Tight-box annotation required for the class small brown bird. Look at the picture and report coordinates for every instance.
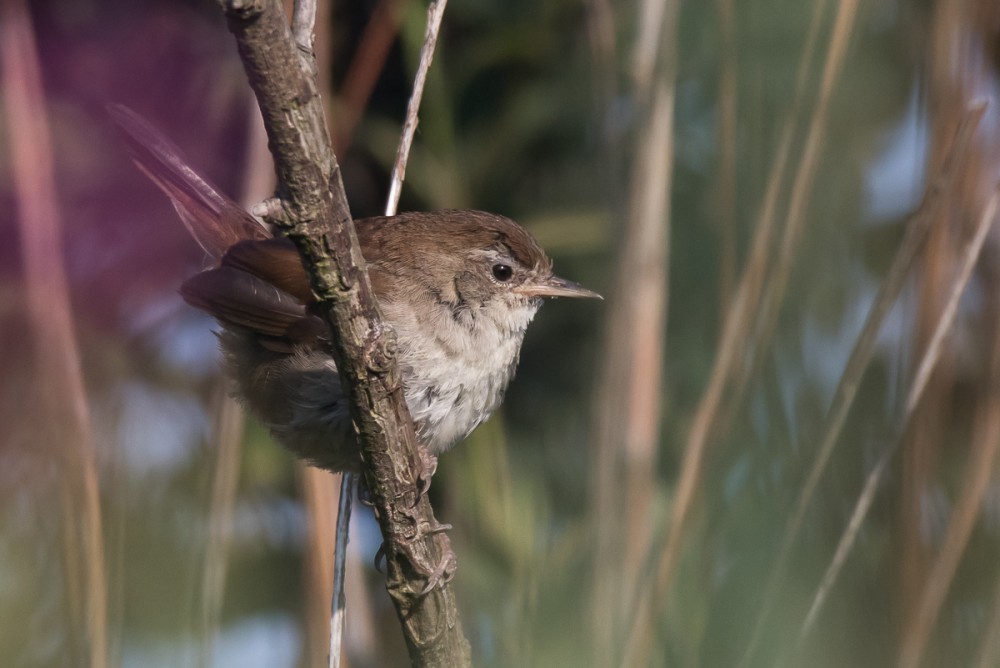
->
[111,105,600,473]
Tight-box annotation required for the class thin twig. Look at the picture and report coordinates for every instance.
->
[1,1,107,664]
[738,104,985,667]
[292,0,317,54]
[385,0,449,215]
[796,183,1000,654]
[329,473,358,668]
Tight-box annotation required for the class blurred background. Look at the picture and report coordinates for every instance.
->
[3,0,1000,666]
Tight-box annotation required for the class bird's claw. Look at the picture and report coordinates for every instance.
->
[422,521,453,537]
[417,547,458,596]
[413,447,438,506]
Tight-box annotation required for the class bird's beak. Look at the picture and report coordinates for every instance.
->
[517,275,603,299]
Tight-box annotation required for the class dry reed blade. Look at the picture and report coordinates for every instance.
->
[621,1,857,663]
[661,0,848,596]
[631,0,672,91]
[899,325,1000,667]
[583,0,617,134]
[738,104,985,667]
[198,389,244,667]
[588,0,677,661]
[713,0,738,318]
[897,189,1000,667]
[750,0,861,369]
[617,73,676,634]
[726,0,861,451]
[712,0,828,440]
[974,569,1000,668]
[898,1,973,633]
[796,182,1000,655]
[1,0,107,663]
[590,76,676,665]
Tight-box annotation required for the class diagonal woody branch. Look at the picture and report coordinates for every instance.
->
[217,0,470,664]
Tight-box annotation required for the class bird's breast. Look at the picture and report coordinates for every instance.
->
[386,300,538,453]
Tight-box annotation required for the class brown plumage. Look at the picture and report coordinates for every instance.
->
[111,104,599,472]
[181,210,555,353]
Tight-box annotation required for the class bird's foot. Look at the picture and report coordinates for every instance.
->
[374,519,455,594]
[409,518,454,594]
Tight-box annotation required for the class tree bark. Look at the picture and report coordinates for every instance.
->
[217,1,471,664]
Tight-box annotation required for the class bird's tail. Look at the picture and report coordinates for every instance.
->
[107,104,270,259]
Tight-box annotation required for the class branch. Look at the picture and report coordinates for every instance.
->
[217,1,470,664]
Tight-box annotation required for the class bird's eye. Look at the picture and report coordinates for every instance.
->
[491,263,514,282]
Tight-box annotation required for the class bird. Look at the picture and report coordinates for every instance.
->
[110,104,600,474]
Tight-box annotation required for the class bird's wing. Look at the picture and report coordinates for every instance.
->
[181,266,326,347]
